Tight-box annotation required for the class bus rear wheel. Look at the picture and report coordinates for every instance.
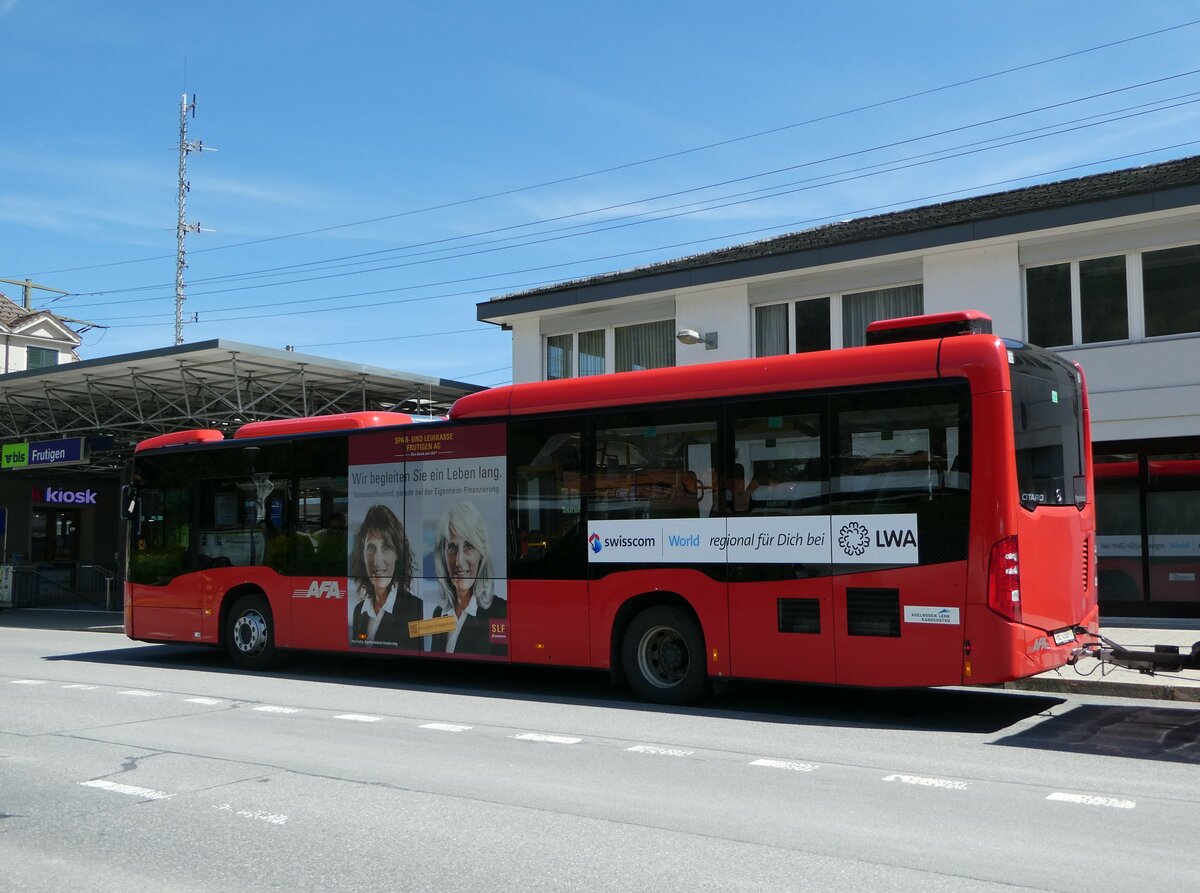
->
[621,606,708,705]
[225,593,278,670]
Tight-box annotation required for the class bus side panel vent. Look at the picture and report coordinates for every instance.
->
[846,588,900,637]
[778,598,821,634]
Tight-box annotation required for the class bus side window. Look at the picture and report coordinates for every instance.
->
[591,410,718,521]
[508,419,586,580]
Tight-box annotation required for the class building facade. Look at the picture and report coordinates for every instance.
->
[478,156,1200,617]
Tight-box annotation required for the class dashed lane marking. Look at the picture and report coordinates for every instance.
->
[751,758,819,772]
[184,697,222,705]
[420,722,472,732]
[80,780,172,800]
[883,774,969,790]
[10,680,47,685]
[334,714,382,723]
[626,744,694,757]
[514,732,582,744]
[62,684,99,690]
[1047,792,1135,809]
[253,705,301,714]
[118,690,162,697]
[214,803,288,825]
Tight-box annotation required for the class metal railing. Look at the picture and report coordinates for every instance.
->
[5,562,118,611]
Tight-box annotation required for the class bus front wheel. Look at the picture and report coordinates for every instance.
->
[621,606,708,705]
[225,593,278,670]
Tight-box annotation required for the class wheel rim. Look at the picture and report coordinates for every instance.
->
[636,624,690,689]
[232,608,269,656]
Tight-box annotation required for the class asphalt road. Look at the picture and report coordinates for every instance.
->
[2,626,1199,892]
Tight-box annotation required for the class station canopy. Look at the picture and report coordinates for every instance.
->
[0,340,483,473]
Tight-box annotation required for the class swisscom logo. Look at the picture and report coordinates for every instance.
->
[588,533,603,554]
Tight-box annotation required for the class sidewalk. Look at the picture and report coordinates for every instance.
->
[2,608,1198,702]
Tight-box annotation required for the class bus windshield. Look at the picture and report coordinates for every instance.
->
[1007,341,1086,510]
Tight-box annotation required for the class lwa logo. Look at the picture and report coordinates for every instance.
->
[834,516,919,563]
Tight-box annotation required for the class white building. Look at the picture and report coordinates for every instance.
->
[478,155,1200,617]
[0,291,82,374]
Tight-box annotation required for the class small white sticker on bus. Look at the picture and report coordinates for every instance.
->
[903,606,960,625]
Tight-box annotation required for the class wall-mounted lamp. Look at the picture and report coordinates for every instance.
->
[676,328,718,350]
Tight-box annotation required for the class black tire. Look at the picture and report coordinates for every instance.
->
[621,606,709,705]
[224,593,278,670]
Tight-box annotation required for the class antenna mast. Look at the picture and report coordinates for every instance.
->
[175,93,208,346]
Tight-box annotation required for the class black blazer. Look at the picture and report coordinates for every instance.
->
[351,591,424,650]
[431,596,507,657]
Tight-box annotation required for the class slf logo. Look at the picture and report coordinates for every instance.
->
[588,533,603,554]
[292,580,344,599]
[838,522,870,557]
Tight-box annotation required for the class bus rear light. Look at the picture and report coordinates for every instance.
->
[988,535,1022,624]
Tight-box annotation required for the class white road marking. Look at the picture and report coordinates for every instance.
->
[253,705,300,714]
[62,684,99,690]
[883,773,968,790]
[1047,792,1135,809]
[214,803,288,825]
[80,780,172,800]
[626,744,694,757]
[10,680,47,685]
[118,690,162,697]
[420,722,472,732]
[334,713,382,723]
[184,697,222,705]
[751,758,819,772]
[514,732,582,744]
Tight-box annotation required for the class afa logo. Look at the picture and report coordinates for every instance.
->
[292,580,345,599]
[588,533,603,554]
[837,522,870,557]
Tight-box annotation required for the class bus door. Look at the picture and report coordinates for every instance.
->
[827,384,972,687]
[725,402,837,685]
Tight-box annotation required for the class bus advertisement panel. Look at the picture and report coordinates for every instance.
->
[346,423,507,656]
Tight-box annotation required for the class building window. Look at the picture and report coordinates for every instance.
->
[27,347,59,370]
[578,329,605,376]
[615,319,675,372]
[842,285,923,348]
[1143,244,1200,337]
[1080,255,1128,343]
[795,298,831,353]
[754,304,788,357]
[545,334,573,380]
[1025,263,1073,347]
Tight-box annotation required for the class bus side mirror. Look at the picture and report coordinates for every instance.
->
[121,484,139,520]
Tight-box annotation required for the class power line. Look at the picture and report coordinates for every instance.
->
[97,140,1200,330]
[75,97,1200,317]
[20,16,1200,279]
[64,66,1200,303]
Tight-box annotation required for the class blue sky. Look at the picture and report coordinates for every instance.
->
[3,2,1200,386]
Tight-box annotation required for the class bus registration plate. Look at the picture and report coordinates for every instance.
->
[1052,628,1076,646]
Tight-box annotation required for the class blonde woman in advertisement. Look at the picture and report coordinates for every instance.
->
[349,504,423,650]
[431,501,507,656]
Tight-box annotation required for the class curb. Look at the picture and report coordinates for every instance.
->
[1002,677,1200,703]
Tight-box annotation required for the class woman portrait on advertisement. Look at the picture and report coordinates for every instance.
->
[348,504,423,650]
[431,501,507,656]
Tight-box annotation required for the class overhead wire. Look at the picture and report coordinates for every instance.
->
[87,95,1200,321]
[19,16,1200,279]
[61,66,1200,303]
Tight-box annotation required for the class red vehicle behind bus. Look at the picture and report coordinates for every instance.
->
[123,311,1097,703]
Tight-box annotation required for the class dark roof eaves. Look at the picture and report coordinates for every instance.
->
[478,162,1200,321]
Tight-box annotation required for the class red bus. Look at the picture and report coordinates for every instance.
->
[123,310,1097,703]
